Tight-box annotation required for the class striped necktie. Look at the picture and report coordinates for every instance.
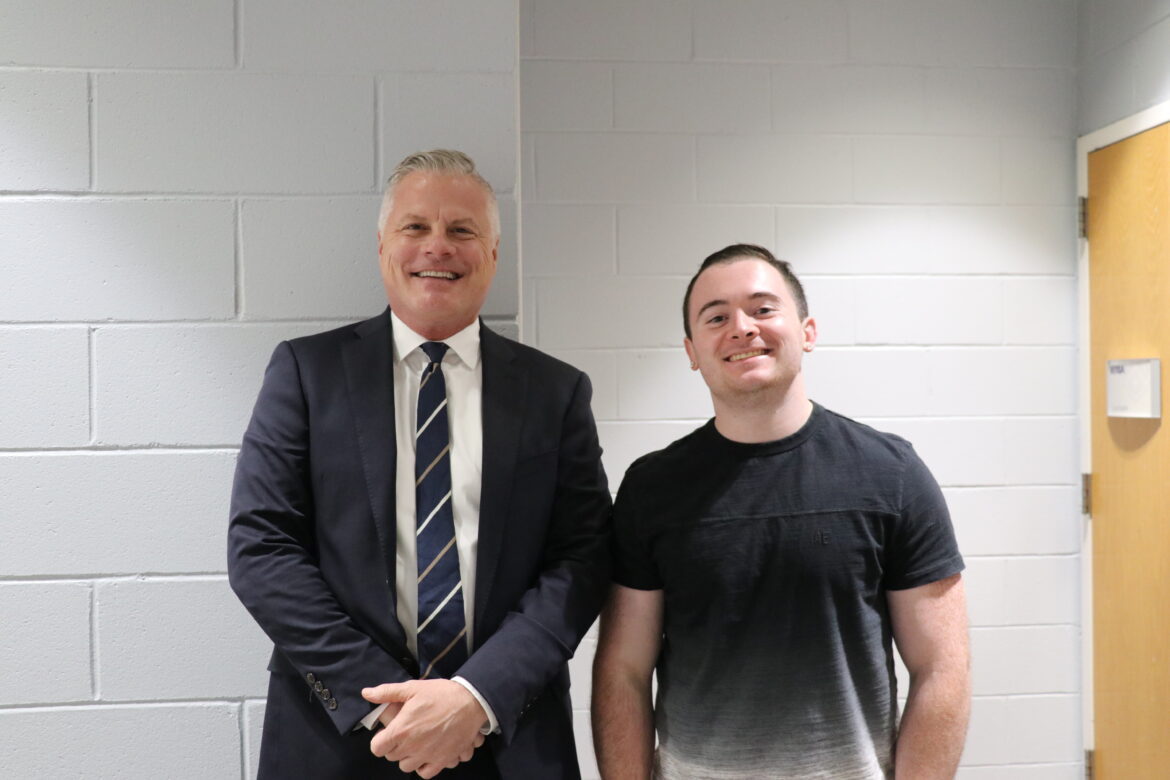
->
[414,341,468,679]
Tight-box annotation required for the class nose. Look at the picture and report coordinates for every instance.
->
[423,229,455,256]
[730,310,757,339]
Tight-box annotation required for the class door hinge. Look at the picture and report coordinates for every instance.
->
[1082,473,1092,516]
[1085,748,1094,779]
[1079,196,1089,239]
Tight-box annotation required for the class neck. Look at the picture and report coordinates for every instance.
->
[710,382,813,444]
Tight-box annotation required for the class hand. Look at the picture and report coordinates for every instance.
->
[363,679,487,778]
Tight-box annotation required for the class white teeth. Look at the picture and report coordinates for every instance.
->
[728,350,766,362]
[417,270,456,279]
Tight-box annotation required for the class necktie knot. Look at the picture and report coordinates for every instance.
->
[421,341,448,364]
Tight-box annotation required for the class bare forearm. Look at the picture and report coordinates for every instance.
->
[592,673,654,780]
[894,668,971,779]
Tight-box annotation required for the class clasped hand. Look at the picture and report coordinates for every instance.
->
[363,679,487,778]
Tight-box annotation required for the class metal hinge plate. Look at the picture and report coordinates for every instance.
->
[1082,473,1092,516]
[1079,196,1089,239]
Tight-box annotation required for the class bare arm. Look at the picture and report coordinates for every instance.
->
[888,573,971,779]
[592,585,664,780]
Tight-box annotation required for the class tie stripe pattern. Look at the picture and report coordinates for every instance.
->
[414,342,468,680]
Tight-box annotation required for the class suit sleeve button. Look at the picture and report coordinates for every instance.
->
[327,698,338,710]
[321,688,331,699]
[314,681,323,692]
[306,673,316,684]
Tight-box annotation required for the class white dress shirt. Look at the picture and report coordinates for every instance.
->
[361,311,497,732]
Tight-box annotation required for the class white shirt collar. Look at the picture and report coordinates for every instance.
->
[389,310,481,370]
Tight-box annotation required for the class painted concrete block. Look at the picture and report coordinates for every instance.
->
[693,0,848,63]
[618,350,713,421]
[799,276,857,346]
[1,451,238,576]
[617,205,773,276]
[853,136,1000,205]
[965,556,1079,627]
[522,204,616,278]
[929,348,1076,417]
[97,577,270,700]
[957,763,1082,779]
[521,61,613,131]
[0,199,235,321]
[854,277,1003,345]
[805,348,933,419]
[241,197,384,320]
[945,486,1081,557]
[697,134,852,204]
[0,0,234,68]
[1003,277,1076,345]
[381,73,516,194]
[0,582,91,704]
[1133,16,1170,111]
[773,205,1075,276]
[534,133,694,203]
[95,73,373,193]
[1002,138,1075,206]
[962,695,1081,765]
[1076,46,1137,135]
[614,63,771,132]
[0,704,241,779]
[243,0,515,72]
[999,0,1077,69]
[0,71,89,190]
[971,625,1078,695]
[484,196,520,318]
[772,64,926,134]
[535,277,688,350]
[94,323,329,446]
[0,328,89,448]
[246,699,266,780]
[848,0,1002,67]
[527,0,691,61]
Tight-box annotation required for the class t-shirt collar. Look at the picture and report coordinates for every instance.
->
[389,309,481,370]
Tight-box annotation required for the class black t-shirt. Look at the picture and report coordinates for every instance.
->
[613,404,964,780]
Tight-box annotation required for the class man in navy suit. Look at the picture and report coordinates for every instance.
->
[229,149,611,779]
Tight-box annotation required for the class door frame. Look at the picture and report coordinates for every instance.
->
[1076,98,1170,752]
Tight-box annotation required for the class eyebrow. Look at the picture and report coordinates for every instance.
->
[694,291,781,320]
[396,213,480,229]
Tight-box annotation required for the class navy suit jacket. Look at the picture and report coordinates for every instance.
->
[228,309,611,779]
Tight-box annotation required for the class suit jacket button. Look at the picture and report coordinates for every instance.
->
[327,698,338,710]
[306,673,316,684]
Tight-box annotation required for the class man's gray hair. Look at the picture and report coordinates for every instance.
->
[377,149,500,239]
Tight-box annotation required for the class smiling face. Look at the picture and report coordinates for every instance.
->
[378,171,499,340]
[683,258,816,405]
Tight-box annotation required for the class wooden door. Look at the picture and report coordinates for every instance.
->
[1088,121,1170,778]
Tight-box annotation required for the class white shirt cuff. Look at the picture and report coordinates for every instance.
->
[360,702,389,731]
[452,675,499,734]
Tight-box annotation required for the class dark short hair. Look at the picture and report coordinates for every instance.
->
[682,244,808,339]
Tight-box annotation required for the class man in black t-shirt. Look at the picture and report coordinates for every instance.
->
[591,245,970,780]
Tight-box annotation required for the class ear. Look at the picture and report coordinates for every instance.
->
[683,338,698,370]
[801,316,818,352]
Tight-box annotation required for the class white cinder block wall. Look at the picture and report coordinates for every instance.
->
[1077,0,1170,133]
[0,2,518,778]
[520,1,1084,778]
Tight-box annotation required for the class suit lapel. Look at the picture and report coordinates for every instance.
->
[475,323,525,638]
[342,309,406,648]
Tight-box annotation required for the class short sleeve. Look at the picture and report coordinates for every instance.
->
[611,465,664,591]
[884,447,965,591]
